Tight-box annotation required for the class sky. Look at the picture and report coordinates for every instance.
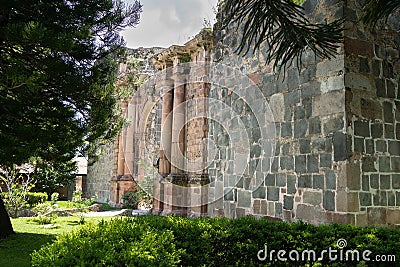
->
[121,0,218,49]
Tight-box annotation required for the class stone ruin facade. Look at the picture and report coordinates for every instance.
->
[87,0,400,226]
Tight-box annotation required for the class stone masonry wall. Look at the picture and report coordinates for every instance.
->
[86,142,115,203]
[208,0,400,225]
[344,1,400,225]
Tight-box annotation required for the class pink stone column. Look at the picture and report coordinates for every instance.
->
[153,68,174,214]
[123,98,136,178]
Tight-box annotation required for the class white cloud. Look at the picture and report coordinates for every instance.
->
[121,0,218,48]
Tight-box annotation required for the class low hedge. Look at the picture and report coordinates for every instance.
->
[26,192,48,207]
[31,216,400,266]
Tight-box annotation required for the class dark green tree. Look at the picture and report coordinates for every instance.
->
[0,0,142,238]
[220,0,400,70]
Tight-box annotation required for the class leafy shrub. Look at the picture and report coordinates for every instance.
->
[31,216,400,267]
[31,218,182,267]
[122,183,152,209]
[122,190,141,209]
[26,192,48,207]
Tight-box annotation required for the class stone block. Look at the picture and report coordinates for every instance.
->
[347,161,361,190]
[392,174,400,189]
[322,76,344,92]
[379,156,391,172]
[370,174,379,189]
[359,192,372,206]
[345,73,373,91]
[301,80,321,99]
[384,124,395,139]
[373,191,387,206]
[313,174,324,189]
[252,186,266,199]
[224,188,234,201]
[281,122,292,138]
[383,102,394,122]
[362,156,377,172]
[265,173,275,186]
[300,138,311,154]
[344,38,374,57]
[260,200,268,215]
[371,123,383,138]
[275,202,283,218]
[362,175,369,191]
[379,175,391,189]
[333,132,348,161]
[386,209,400,225]
[320,153,332,168]
[387,80,396,98]
[336,190,347,212]
[311,138,326,153]
[367,208,387,225]
[284,91,300,106]
[323,190,335,211]
[325,169,337,190]
[375,140,387,153]
[237,190,251,208]
[309,117,321,135]
[283,195,294,210]
[365,139,374,154]
[354,120,370,137]
[354,137,365,153]
[312,91,345,117]
[347,192,360,212]
[303,191,322,205]
[280,156,294,171]
[294,119,308,138]
[361,99,382,120]
[287,174,297,194]
[316,55,344,77]
[389,141,400,156]
[307,154,319,173]
[287,68,300,91]
[276,173,287,187]
[373,60,381,77]
[333,213,355,225]
[295,155,307,173]
[298,174,312,188]
[323,116,344,135]
[388,192,396,206]
[375,78,386,97]
[253,199,261,214]
[296,204,315,221]
[267,187,279,201]
[269,93,285,122]
[236,208,246,218]
[359,57,370,73]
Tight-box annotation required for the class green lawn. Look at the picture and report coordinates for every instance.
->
[0,216,113,267]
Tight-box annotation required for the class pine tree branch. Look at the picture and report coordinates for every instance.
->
[221,0,343,71]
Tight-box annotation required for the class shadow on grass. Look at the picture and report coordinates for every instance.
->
[67,220,83,226]
[0,232,55,267]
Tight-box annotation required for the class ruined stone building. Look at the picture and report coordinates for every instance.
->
[87,0,400,226]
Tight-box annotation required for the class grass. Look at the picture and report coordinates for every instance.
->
[0,216,114,267]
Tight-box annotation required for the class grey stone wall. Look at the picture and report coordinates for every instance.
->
[208,0,400,225]
[86,142,115,203]
[344,1,400,225]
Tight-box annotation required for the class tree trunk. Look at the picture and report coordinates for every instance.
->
[0,197,14,238]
